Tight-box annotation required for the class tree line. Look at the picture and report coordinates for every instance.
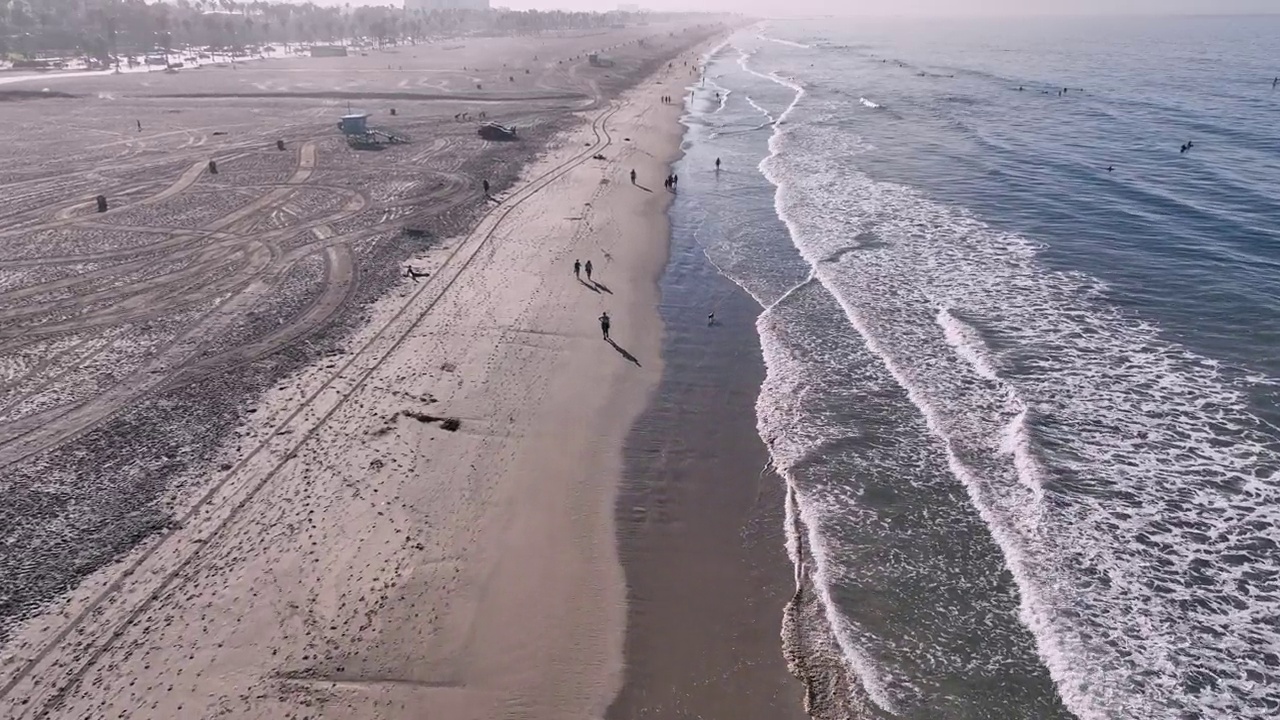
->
[0,0,647,61]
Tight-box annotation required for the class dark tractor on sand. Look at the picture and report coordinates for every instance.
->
[478,122,518,141]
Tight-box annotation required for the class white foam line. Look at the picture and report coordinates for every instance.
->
[934,309,1049,503]
[784,478,802,586]
[704,36,733,63]
[765,272,816,314]
[715,88,730,113]
[935,307,999,382]
[736,47,910,717]
[794,476,905,715]
[744,94,776,125]
[756,25,813,50]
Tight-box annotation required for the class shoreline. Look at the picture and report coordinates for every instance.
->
[605,108,807,717]
[0,32,728,718]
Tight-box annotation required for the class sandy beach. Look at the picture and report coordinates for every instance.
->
[0,23,794,718]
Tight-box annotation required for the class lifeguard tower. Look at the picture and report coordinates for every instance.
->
[338,113,369,135]
[337,111,408,149]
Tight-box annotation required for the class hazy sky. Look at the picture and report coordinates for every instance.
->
[491,0,1279,15]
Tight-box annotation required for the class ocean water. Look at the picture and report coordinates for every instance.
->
[671,15,1280,720]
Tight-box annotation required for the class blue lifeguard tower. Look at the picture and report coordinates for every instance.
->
[337,111,408,149]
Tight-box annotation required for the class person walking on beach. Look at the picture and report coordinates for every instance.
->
[630,168,637,185]
[599,311,611,341]
[482,179,490,196]
[574,259,582,279]
[584,259,593,281]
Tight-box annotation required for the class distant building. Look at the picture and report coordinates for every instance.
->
[311,46,348,57]
[404,0,489,10]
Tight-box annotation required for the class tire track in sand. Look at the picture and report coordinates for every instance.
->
[0,100,623,718]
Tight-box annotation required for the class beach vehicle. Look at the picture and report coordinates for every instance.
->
[478,122,518,141]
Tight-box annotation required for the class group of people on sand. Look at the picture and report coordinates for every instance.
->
[664,173,679,190]
[573,259,610,340]
[660,94,676,104]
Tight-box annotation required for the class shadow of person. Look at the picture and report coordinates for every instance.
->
[607,338,640,366]
[593,281,613,294]
[635,184,654,193]
[579,278,600,293]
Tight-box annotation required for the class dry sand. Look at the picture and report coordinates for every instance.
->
[0,33,717,720]
[0,27,714,635]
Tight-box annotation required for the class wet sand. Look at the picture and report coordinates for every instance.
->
[607,167,807,719]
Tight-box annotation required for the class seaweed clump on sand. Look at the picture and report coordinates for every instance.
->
[401,409,461,432]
